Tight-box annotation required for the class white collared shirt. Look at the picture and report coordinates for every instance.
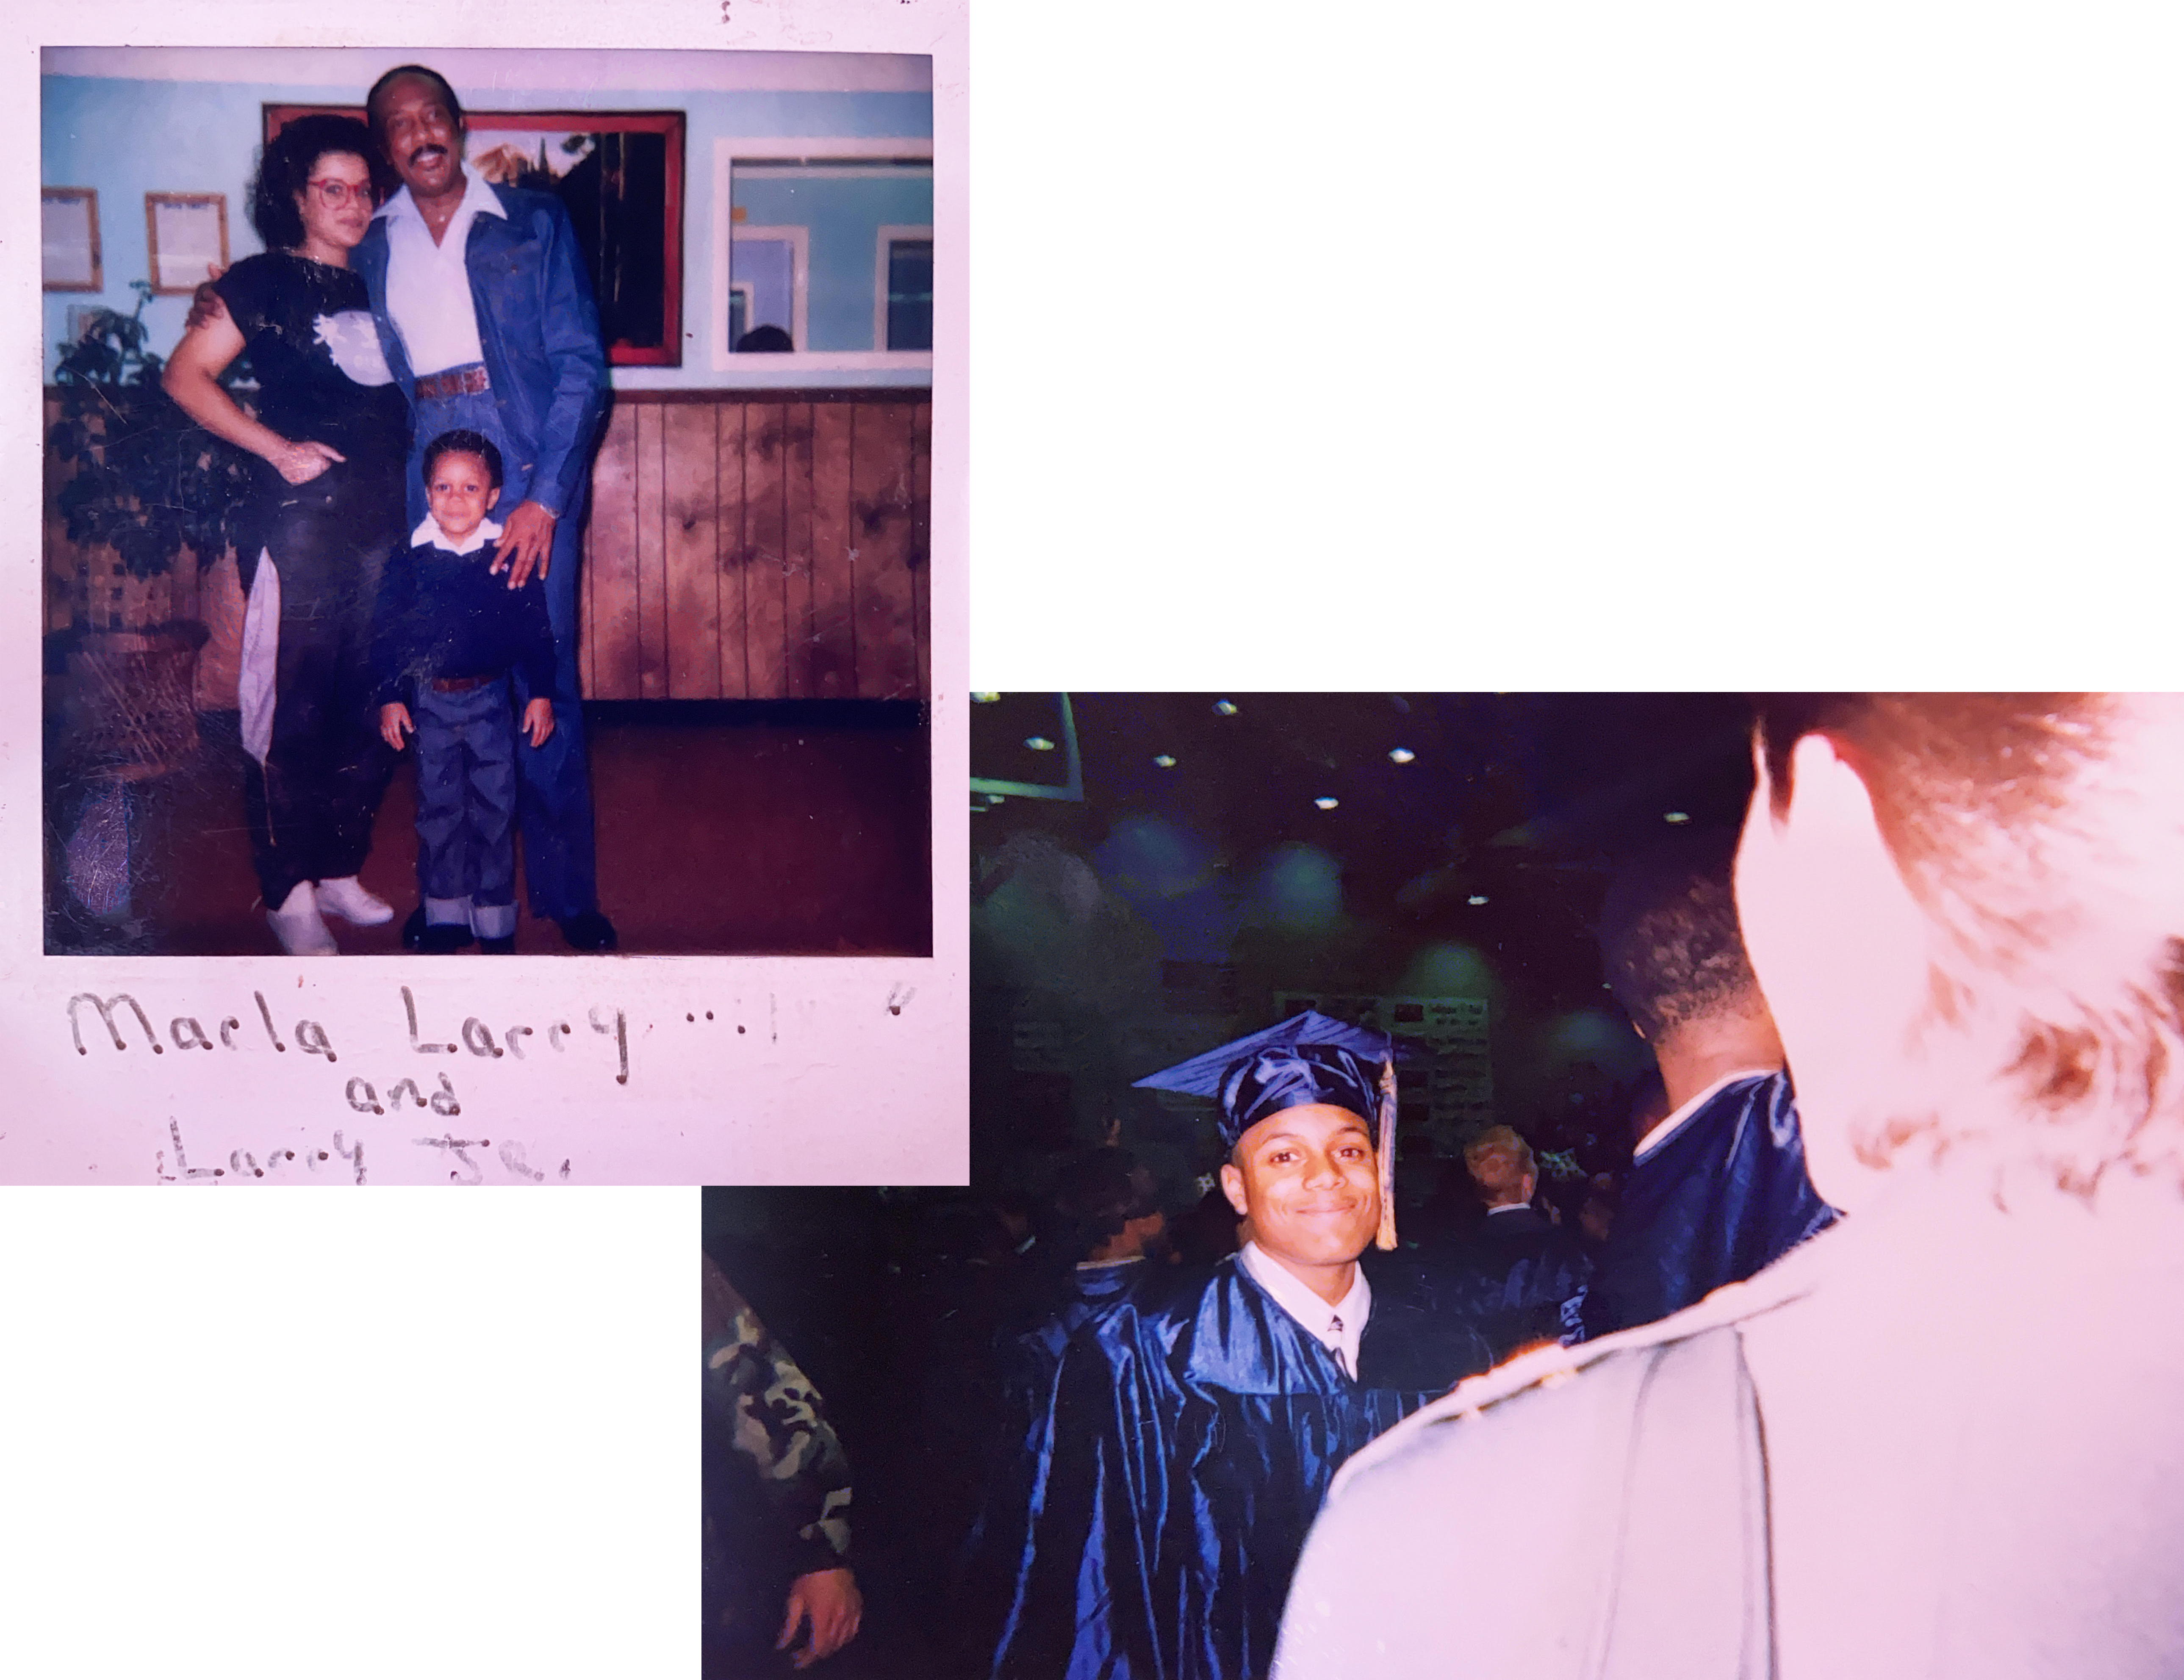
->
[1634,1067,1783,1160]
[411,514,503,556]
[1239,1240,1371,1379]
[375,169,505,377]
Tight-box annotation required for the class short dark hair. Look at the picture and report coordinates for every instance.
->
[1598,827,1760,1042]
[1050,1146,1157,1261]
[366,64,465,140]
[422,429,504,490]
[248,113,380,251]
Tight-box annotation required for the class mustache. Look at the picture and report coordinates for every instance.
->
[406,143,450,167]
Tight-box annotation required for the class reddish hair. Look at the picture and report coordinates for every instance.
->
[1754,694,2184,1189]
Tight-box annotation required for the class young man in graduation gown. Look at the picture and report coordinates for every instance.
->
[1579,828,1837,1338]
[995,1013,1491,1680]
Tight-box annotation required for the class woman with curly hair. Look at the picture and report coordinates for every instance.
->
[164,112,409,954]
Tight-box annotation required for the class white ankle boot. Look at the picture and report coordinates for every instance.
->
[316,875,394,925]
[268,881,338,955]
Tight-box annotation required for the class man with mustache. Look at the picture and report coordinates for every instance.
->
[350,64,616,952]
[990,1013,1491,1680]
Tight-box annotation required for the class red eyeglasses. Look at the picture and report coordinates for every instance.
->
[305,179,373,207]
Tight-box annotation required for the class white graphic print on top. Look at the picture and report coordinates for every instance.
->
[313,310,395,386]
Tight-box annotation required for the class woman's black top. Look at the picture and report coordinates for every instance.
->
[213,251,409,566]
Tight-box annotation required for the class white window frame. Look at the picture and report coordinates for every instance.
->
[712,137,935,375]
[725,279,757,346]
[873,224,936,352]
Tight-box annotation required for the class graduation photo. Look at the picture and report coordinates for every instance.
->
[953,692,2184,1680]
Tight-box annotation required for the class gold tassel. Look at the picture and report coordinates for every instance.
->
[1375,1052,1398,1250]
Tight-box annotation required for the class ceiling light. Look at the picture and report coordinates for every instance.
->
[1025,736,1055,751]
[1467,894,1489,905]
[1314,797,1339,811]
[1388,747,1416,764]
[1213,699,1239,716]
[1153,754,1177,768]
[1663,811,1691,824]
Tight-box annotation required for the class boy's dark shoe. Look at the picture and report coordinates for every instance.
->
[480,935,517,954]
[401,905,428,951]
[419,922,475,955]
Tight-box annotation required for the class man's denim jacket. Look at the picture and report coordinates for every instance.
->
[353,181,610,520]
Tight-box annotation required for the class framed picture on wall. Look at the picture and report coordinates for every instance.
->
[264,104,687,367]
[144,192,228,294]
[42,187,101,291]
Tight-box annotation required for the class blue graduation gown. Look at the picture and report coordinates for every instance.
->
[1580,1069,1839,1339]
[998,1253,1489,1680]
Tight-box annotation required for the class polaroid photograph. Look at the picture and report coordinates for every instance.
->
[18,33,966,1187]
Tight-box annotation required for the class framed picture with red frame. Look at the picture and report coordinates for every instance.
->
[264,103,686,368]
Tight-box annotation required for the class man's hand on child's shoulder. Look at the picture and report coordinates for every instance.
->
[380,702,413,751]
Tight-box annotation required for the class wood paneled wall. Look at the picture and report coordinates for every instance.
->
[42,387,933,707]
[579,391,932,702]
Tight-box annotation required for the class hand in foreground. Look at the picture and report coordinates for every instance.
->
[184,272,229,333]
[379,702,413,750]
[520,697,556,748]
[777,1567,862,1670]
[273,440,346,485]
[491,500,558,588]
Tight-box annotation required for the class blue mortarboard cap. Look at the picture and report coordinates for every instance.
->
[1135,1010,1398,1149]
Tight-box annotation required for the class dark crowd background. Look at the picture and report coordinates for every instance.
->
[705,693,1770,1676]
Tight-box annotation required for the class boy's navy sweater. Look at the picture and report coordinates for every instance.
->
[371,520,556,706]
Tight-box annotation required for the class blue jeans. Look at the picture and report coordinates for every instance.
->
[410,374,599,921]
[412,679,519,940]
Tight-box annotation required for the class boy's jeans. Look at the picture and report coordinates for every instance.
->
[412,678,519,939]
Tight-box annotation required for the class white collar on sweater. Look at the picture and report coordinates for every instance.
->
[410,514,503,556]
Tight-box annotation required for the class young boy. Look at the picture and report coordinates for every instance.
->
[372,429,556,954]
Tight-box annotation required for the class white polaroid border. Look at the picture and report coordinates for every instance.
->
[8,14,969,1191]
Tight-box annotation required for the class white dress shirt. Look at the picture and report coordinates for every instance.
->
[375,169,505,377]
[1239,1240,1371,1378]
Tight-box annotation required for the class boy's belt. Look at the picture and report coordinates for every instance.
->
[415,366,491,399]
[430,674,495,693]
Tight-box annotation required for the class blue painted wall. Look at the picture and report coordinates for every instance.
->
[42,75,933,387]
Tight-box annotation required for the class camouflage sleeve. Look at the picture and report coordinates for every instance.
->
[703,1256,854,1575]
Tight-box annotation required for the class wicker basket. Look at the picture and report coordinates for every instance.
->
[63,623,209,783]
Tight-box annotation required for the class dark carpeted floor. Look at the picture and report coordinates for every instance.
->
[47,703,931,958]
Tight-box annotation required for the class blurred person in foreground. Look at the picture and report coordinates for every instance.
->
[703,1254,862,1674]
[1277,695,2184,1679]
[1579,828,1838,1339]
[996,1013,1492,1680]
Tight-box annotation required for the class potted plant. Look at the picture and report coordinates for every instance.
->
[44,279,257,948]
[46,278,255,779]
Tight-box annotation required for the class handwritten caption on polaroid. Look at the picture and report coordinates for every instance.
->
[67,985,632,1185]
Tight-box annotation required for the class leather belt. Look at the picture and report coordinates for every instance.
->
[430,674,495,693]
[415,365,491,400]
